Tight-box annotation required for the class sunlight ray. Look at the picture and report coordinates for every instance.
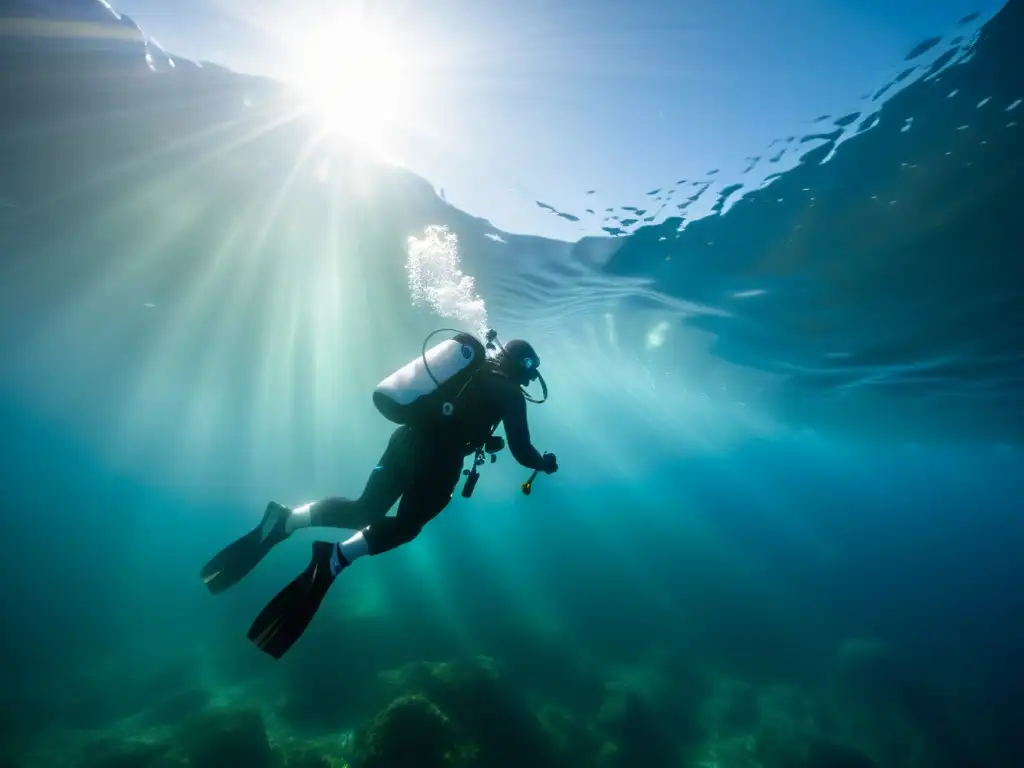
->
[111,207,260,460]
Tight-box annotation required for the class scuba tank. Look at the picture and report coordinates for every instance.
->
[372,329,486,425]
[374,326,549,496]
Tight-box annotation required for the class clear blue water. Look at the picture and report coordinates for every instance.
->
[1,1,1022,767]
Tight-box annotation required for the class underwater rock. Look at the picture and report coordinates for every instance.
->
[756,684,887,767]
[695,733,761,768]
[592,662,706,768]
[351,694,463,768]
[283,750,332,768]
[756,729,880,768]
[757,684,824,738]
[702,678,761,736]
[536,702,603,766]
[833,637,985,768]
[499,638,608,716]
[179,705,273,768]
[595,687,679,768]
[137,686,212,727]
[279,614,419,730]
[76,737,177,768]
[378,655,503,699]
[276,736,350,768]
[376,656,557,768]
[695,679,886,768]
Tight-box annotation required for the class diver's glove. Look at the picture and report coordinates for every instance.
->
[539,452,558,474]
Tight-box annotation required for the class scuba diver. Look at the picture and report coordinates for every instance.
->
[200,329,556,660]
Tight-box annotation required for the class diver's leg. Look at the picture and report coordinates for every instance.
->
[246,445,459,658]
[200,428,411,594]
[352,449,464,560]
[287,427,413,532]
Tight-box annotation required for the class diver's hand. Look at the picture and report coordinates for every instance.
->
[539,452,558,474]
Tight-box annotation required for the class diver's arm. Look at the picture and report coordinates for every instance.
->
[502,386,545,470]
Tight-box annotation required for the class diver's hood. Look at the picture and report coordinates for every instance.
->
[486,329,548,404]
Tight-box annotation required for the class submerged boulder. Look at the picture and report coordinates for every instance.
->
[283,749,333,768]
[756,729,880,768]
[76,736,178,768]
[536,702,603,766]
[351,694,463,768]
[754,682,881,768]
[693,678,888,768]
[137,686,212,728]
[279,614,408,731]
[833,637,985,768]
[592,663,706,768]
[596,687,678,768]
[695,734,761,768]
[374,656,557,768]
[180,706,273,768]
[702,678,761,737]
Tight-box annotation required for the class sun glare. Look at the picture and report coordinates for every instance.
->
[287,13,412,153]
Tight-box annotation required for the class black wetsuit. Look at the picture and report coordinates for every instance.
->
[311,364,545,554]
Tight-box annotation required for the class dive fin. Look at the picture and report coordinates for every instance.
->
[247,540,340,660]
[200,502,291,595]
